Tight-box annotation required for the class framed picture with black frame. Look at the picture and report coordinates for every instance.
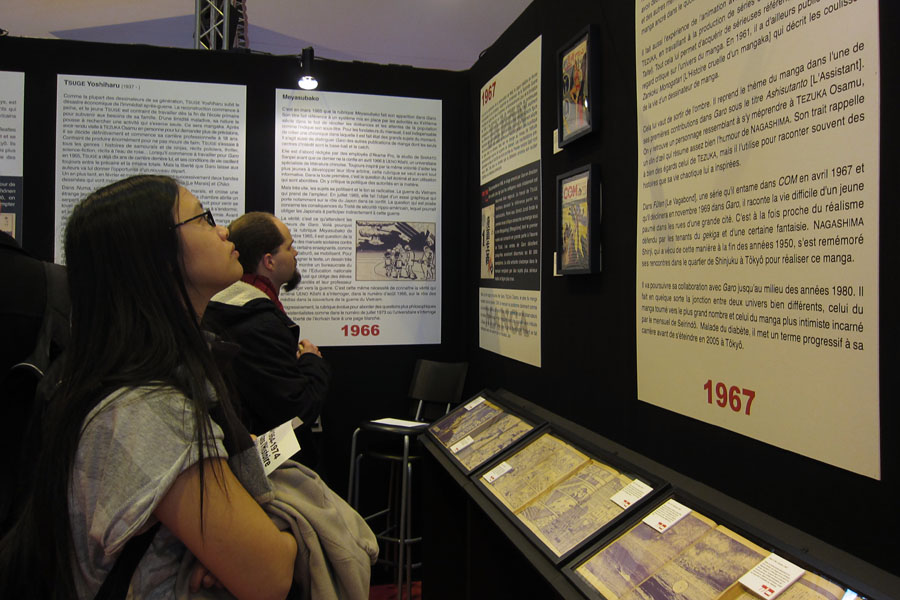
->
[564,488,863,600]
[426,390,544,475]
[557,164,601,274]
[557,25,597,147]
[472,426,666,565]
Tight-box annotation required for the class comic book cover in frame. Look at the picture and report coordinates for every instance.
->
[557,164,600,275]
[557,25,596,147]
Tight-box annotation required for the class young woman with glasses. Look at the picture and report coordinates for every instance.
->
[0,175,297,599]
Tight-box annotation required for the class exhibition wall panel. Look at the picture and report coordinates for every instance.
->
[464,0,898,576]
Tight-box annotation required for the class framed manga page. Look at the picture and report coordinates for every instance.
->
[557,25,596,147]
[474,429,663,565]
[557,164,601,274]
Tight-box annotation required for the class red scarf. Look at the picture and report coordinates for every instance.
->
[241,273,285,313]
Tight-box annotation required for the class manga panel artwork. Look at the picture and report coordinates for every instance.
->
[560,172,590,272]
[355,220,436,281]
[558,26,594,147]
[518,461,632,557]
[576,509,717,599]
[482,433,589,512]
[428,398,534,472]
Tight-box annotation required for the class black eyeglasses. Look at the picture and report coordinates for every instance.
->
[172,209,216,229]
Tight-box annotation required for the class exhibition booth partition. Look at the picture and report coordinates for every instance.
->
[461,0,899,591]
[1,0,898,596]
[0,34,471,512]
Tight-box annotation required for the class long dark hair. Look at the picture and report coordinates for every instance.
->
[0,175,242,599]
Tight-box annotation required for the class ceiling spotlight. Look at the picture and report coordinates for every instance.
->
[298,46,318,90]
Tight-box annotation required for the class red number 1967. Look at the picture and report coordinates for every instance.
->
[704,380,755,415]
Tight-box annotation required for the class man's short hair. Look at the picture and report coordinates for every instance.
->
[228,212,284,274]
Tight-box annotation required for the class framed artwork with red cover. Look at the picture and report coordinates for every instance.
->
[557,26,596,147]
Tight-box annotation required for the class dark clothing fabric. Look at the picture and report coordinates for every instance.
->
[240,272,285,312]
[202,281,330,470]
[0,232,46,374]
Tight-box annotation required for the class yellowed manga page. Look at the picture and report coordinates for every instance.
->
[428,398,505,447]
[453,413,534,471]
[517,460,633,557]
[619,526,767,600]
[576,507,718,599]
[481,432,589,512]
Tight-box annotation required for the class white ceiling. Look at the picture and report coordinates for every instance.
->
[0,0,533,71]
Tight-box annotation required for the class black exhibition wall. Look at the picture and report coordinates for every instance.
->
[0,35,471,498]
[1,0,897,581]
[464,0,899,577]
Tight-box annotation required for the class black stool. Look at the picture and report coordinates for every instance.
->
[348,359,467,600]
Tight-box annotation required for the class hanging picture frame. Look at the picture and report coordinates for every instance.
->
[557,25,596,147]
[556,164,601,274]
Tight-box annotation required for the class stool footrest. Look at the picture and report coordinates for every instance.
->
[363,508,391,523]
[376,533,423,545]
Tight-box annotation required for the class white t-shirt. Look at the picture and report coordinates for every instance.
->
[69,386,227,599]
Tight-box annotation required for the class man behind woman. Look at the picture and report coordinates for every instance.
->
[0,175,298,599]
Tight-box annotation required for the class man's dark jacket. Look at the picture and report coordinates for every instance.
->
[203,281,330,468]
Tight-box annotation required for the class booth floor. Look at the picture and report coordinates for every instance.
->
[369,581,421,600]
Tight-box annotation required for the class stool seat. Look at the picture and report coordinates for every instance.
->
[358,420,430,435]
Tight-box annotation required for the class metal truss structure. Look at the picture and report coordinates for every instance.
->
[195,0,249,50]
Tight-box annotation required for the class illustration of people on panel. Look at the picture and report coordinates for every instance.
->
[392,244,404,278]
[403,244,416,280]
[423,240,435,280]
[354,220,436,281]
[562,221,574,264]
[383,250,394,278]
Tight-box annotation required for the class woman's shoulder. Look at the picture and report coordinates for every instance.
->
[87,383,189,418]
[82,384,211,444]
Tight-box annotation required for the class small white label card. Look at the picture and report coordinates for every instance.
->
[739,553,805,599]
[371,417,426,427]
[465,396,486,410]
[484,461,512,483]
[256,418,302,476]
[450,435,475,454]
[642,498,691,533]
[611,478,653,509]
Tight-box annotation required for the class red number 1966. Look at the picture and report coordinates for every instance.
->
[341,324,380,337]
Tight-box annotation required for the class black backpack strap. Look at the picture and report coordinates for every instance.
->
[38,262,70,367]
[13,262,70,375]
[0,264,68,531]
[93,522,162,600]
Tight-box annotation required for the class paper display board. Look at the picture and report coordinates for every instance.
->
[478,37,543,367]
[634,0,881,478]
[55,74,247,262]
[0,71,24,239]
[275,90,442,346]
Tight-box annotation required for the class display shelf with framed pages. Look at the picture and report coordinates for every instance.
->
[426,390,544,474]
[419,389,900,600]
[471,426,667,565]
[566,489,869,600]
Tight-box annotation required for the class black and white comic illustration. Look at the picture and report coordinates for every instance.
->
[355,220,436,281]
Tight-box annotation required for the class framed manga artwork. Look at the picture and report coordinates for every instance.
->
[557,164,601,274]
[557,25,597,147]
